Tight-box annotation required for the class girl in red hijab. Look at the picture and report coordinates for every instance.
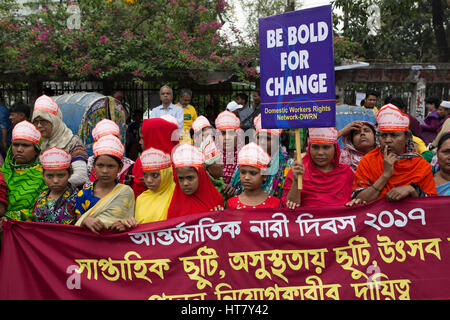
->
[167,144,224,219]
[282,127,354,209]
[132,118,179,198]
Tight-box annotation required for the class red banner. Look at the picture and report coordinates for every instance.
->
[1,197,450,300]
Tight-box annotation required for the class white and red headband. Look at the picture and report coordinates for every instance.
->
[34,95,59,115]
[215,110,240,130]
[93,134,125,160]
[92,119,120,142]
[12,121,41,145]
[376,104,410,132]
[308,127,339,145]
[171,144,205,168]
[140,148,172,172]
[238,142,271,170]
[39,147,72,170]
[192,116,212,133]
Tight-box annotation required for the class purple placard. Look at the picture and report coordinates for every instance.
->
[258,5,335,129]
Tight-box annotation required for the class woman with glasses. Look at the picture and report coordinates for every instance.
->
[31,95,88,188]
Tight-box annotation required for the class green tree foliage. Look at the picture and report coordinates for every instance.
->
[0,0,255,81]
[333,0,449,62]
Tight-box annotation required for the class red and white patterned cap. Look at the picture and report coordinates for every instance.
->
[308,127,339,145]
[200,135,221,166]
[34,95,59,115]
[238,142,271,170]
[92,119,120,142]
[140,148,172,172]
[254,114,283,136]
[376,104,410,132]
[93,134,125,159]
[160,114,179,127]
[39,147,72,170]
[12,120,41,145]
[192,116,212,133]
[215,110,240,130]
[171,144,205,168]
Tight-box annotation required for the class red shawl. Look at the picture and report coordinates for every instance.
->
[132,119,179,198]
[282,143,354,208]
[167,167,224,219]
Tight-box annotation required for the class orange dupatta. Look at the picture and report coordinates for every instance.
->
[353,147,437,199]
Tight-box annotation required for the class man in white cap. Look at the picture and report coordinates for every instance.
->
[226,94,254,132]
[226,100,243,115]
[431,100,450,149]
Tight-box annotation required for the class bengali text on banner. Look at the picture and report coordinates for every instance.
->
[0,197,450,300]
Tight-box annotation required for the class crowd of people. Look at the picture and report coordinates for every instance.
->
[0,87,449,236]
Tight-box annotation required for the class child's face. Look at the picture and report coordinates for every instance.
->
[219,129,237,151]
[94,155,121,184]
[143,170,162,191]
[176,167,199,195]
[240,165,263,191]
[43,169,70,194]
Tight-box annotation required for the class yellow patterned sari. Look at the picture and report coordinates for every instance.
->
[75,184,135,228]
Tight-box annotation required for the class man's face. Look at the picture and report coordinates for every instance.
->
[437,106,450,119]
[235,97,245,106]
[365,95,377,109]
[10,112,27,127]
[160,87,173,105]
[179,95,191,107]
[252,92,261,105]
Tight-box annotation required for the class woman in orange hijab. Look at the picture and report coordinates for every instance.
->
[351,104,437,204]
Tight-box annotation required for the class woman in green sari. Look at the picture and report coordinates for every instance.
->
[1,121,46,221]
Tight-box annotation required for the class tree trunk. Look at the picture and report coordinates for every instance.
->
[285,0,295,12]
[431,0,449,62]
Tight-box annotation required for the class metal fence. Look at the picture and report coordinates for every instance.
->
[0,82,31,106]
[342,81,449,113]
[0,80,257,121]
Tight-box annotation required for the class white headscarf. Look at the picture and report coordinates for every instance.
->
[31,104,74,151]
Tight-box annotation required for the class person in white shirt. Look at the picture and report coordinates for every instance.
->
[144,86,184,136]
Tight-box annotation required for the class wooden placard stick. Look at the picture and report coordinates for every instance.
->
[295,128,303,190]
